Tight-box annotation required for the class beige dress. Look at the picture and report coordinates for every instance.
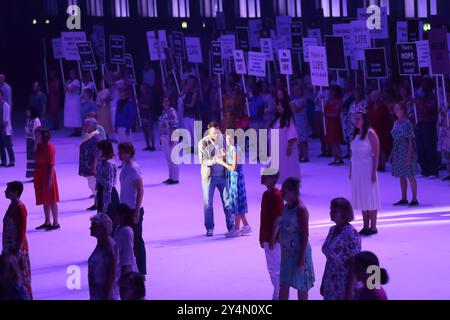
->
[96,89,113,134]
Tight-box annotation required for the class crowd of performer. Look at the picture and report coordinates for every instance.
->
[0,57,449,300]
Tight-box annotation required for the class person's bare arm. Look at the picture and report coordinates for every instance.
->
[368,130,380,183]
[48,165,54,189]
[297,206,309,268]
[217,149,238,171]
[184,92,198,109]
[270,216,282,248]
[133,178,144,224]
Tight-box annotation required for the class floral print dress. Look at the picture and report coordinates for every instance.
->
[2,203,32,299]
[321,224,361,300]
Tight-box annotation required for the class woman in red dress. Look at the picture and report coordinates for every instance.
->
[367,90,393,172]
[2,181,32,299]
[33,127,60,231]
[323,85,344,165]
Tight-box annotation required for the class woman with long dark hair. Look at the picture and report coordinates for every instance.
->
[350,113,381,236]
[271,89,300,183]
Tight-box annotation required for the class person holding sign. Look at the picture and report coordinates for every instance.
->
[115,86,137,143]
[64,69,82,137]
[323,85,344,166]
[270,89,300,183]
[389,103,419,206]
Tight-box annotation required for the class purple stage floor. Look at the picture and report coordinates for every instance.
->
[0,127,449,300]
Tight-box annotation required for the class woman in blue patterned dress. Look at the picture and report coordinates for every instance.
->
[389,103,419,206]
[216,130,251,237]
[271,177,315,300]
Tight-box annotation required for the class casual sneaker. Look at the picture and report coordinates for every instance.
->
[166,179,179,185]
[225,230,241,238]
[86,204,97,211]
[409,200,419,206]
[35,223,51,230]
[162,179,171,184]
[393,200,409,206]
[206,230,213,237]
[240,225,252,235]
[366,228,378,236]
[46,224,61,231]
[359,228,370,236]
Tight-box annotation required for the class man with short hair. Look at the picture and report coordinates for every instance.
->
[198,122,234,237]
[28,82,47,119]
[118,142,146,277]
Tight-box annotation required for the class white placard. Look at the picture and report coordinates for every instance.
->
[332,23,353,57]
[302,37,318,62]
[147,32,165,61]
[309,46,329,87]
[158,30,168,48]
[248,19,262,49]
[185,37,203,63]
[276,16,292,49]
[232,50,247,75]
[397,21,408,43]
[248,51,266,77]
[52,38,64,59]
[278,49,292,75]
[307,28,322,46]
[220,34,236,59]
[351,20,371,61]
[260,38,274,61]
[416,40,430,69]
[357,6,388,39]
[61,31,87,60]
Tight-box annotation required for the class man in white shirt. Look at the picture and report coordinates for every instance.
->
[0,74,12,108]
[0,89,15,167]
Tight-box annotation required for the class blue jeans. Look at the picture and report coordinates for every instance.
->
[202,176,233,232]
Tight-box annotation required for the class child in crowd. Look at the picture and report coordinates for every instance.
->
[259,172,284,300]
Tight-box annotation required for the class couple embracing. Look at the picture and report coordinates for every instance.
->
[198,122,251,238]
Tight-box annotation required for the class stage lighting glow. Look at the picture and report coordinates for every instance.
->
[423,23,431,31]
[32,19,37,25]
[181,21,188,29]
[45,19,50,24]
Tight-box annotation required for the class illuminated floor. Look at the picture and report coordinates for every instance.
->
[1,126,449,300]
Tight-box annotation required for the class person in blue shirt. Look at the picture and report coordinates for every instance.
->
[115,86,137,142]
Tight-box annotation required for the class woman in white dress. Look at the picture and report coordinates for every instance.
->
[350,112,381,236]
[270,89,300,184]
[64,69,82,136]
